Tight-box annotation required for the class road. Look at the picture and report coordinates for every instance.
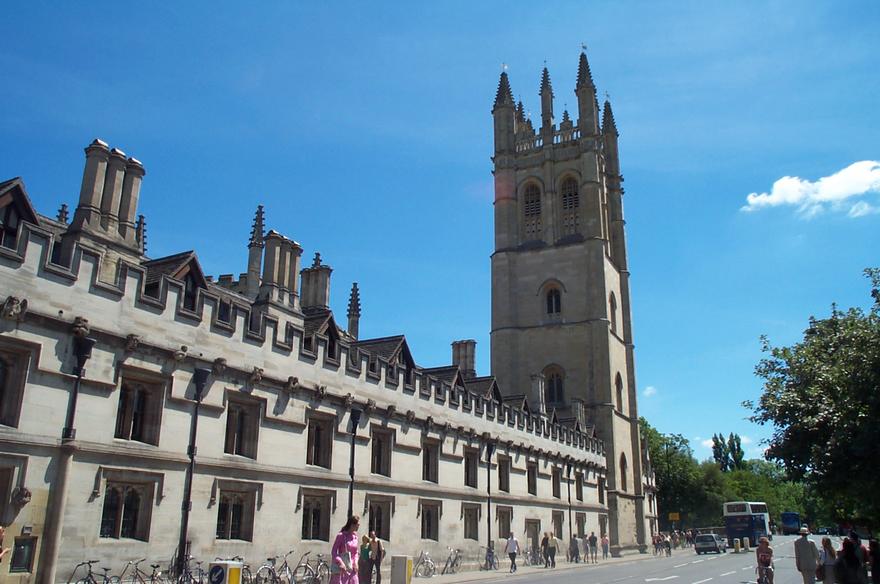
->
[452,536,823,584]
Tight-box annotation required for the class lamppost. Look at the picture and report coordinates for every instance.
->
[61,335,97,441]
[347,408,363,519]
[566,462,573,541]
[40,334,96,584]
[176,367,211,577]
[485,441,495,549]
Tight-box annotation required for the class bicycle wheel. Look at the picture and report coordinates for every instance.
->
[451,556,461,574]
[255,567,278,584]
[240,568,253,584]
[314,563,329,584]
[290,566,313,584]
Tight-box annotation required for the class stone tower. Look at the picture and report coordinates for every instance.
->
[490,52,648,553]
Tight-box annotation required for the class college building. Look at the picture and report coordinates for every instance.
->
[0,51,656,583]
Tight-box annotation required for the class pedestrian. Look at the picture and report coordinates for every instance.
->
[0,526,9,563]
[358,534,371,583]
[849,533,869,582]
[330,515,361,584]
[583,533,591,563]
[548,532,558,568]
[505,532,520,573]
[869,540,879,584]
[589,531,599,563]
[541,532,550,568]
[602,534,610,560]
[819,537,836,584]
[570,533,580,563]
[368,531,384,584]
[795,527,820,584]
[834,538,866,584]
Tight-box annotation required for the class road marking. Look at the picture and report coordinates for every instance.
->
[645,577,680,582]
[720,572,736,577]
[692,579,713,584]
[692,560,704,564]
[742,567,752,571]
[675,564,689,568]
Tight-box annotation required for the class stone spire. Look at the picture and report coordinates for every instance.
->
[516,100,526,124]
[561,109,571,124]
[576,50,597,91]
[602,99,618,136]
[493,71,514,111]
[347,282,361,340]
[540,67,554,137]
[249,205,265,248]
[135,215,147,253]
[540,67,554,97]
[56,203,69,224]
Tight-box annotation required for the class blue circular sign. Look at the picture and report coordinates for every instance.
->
[209,565,226,584]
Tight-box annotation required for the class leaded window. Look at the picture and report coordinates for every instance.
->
[100,482,149,540]
[523,184,542,240]
[560,177,580,236]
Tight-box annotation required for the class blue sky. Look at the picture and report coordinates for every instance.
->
[2,2,878,460]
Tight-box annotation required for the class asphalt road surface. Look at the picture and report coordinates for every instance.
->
[473,536,825,584]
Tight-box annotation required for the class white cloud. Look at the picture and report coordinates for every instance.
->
[740,435,753,445]
[741,160,880,218]
[701,439,714,449]
[643,385,657,397]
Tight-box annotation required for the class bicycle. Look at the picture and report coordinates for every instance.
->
[757,565,774,584]
[412,550,435,578]
[441,547,462,575]
[68,560,117,584]
[117,558,168,584]
[291,552,330,584]
[480,545,499,571]
[255,550,295,584]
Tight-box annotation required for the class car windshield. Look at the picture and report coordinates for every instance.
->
[696,535,715,542]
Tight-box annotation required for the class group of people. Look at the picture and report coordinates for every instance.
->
[329,516,385,584]
[503,531,609,573]
[755,527,879,584]
[653,529,698,555]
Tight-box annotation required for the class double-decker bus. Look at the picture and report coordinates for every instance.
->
[723,501,771,546]
[780,511,802,535]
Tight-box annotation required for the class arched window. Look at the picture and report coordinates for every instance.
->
[523,183,542,240]
[543,367,565,406]
[615,373,624,413]
[546,288,561,315]
[560,177,580,236]
[619,453,628,492]
[609,292,618,335]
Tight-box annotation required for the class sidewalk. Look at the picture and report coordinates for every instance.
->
[423,550,665,584]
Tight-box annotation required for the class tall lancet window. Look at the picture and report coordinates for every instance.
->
[560,177,580,236]
[523,183,542,241]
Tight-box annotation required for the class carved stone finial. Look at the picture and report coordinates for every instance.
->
[250,367,264,384]
[212,357,227,375]
[312,252,322,267]
[124,334,140,352]
[286,376,299,393]
[405,410,416,424]
[71,316,90,337]
[364,399,376,414]
[1,296,28,322]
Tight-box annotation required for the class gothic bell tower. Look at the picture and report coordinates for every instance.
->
[489,52,648,554]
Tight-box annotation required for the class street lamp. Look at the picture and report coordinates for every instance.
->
[347,408,363,519]
[485,441,495,550]
[566,462,573,542]
[176,367,211,577]
[62,335,96,441]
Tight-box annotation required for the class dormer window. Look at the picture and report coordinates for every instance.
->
[0,203,21,249]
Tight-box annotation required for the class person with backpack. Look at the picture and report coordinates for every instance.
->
[835,538,867,584]
[368,531,385,584]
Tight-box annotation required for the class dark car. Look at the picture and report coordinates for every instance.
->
[695,534,727,554]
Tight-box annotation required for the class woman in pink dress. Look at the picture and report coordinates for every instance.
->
[330,515,361,584]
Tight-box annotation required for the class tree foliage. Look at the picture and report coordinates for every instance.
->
[746,269,880,526]
[711,432,746,471]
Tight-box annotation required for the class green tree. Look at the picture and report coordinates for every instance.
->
[712,434,730,471]
[746,269,880,526]
[640,418,701,528]
[728,433,745,471]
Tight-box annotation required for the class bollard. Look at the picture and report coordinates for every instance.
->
[742,537,750,552]
[734,539,741,553]
[391,555,413,584]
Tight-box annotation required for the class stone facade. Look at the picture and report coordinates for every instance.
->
[0,51,653,584]
[489,54,654,553]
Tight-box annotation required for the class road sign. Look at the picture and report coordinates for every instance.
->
[668,512,680,521]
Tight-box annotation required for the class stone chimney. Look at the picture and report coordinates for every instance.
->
[259,231,284,303]
[117,157,145,244]
[71,139,110,230]
[300,252,332,313]
[451,339,476,379]
[529,373,547,417]
[99,148,127,232]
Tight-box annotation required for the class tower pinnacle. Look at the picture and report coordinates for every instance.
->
[576,50,596,90]
[493,71,514,111]
[249,205,265,248]
[540,67,554,97]
[347,282,361,339]
[602,100,618,136]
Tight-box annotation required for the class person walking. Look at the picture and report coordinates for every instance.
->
[547,532,559,568]
[541,532,550,568]
[819,537,837,584]
[835,538,867,584]
[368,531,384,584]
[795,527,820,584]
[589,532,599,563]
[868,540,879,584]
[602,534,610,560]
[505,532,520,573]
[583,533,591,563]
[570,534,581,563]
[358,534,371,583]
[330,516,361,584]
